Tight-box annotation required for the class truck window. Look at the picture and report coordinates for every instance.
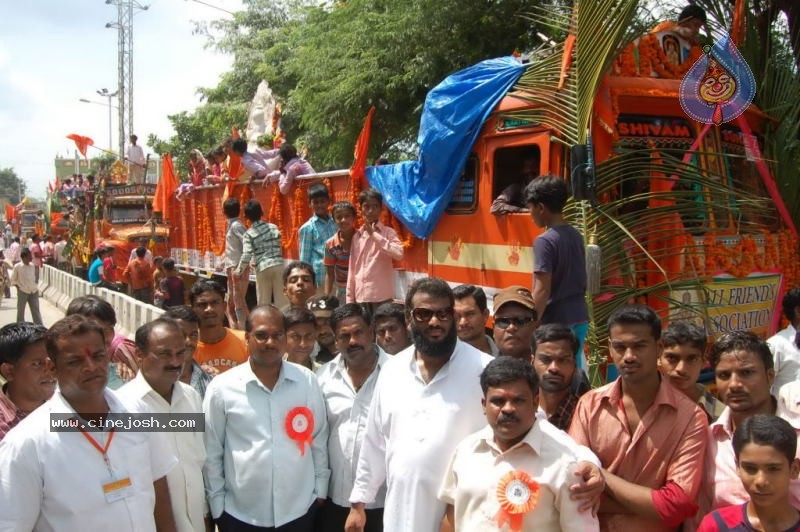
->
[491,145,541,214]
[446,154,479,213]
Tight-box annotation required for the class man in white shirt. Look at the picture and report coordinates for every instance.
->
[768,287,800,393]
[126,134,146,184]
[54,234,68,270]
[0,314,177,532]
[439,356,600,531]
[345,278,512,532]
[10,248,42,324]
[117,318,207,532]
[203,305,330,531]
[316,303,389,532]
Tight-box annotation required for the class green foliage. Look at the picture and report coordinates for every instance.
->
[147,102,248,179]
[90,153,118,172]
[161,0,546,171]
[0,167,26,204]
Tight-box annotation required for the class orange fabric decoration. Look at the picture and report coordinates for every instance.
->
[558,34,576,90]
[494,470,540,532]
[5,204,16,224]
[153,154,179,222]
[731,0,747,46]
[223,126,243,202]
[350,107,375,189]
[66,134,94,158]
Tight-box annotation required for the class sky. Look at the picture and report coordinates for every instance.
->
[0,0,243,199]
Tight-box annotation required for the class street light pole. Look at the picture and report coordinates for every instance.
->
[97,88,119,154]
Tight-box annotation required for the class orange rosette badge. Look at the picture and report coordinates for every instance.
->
[285,406,314,456]
[494,470,540,531]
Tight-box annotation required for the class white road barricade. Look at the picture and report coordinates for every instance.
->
[39,265,164,337]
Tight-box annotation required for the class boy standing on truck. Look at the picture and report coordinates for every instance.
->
[299,183,337,291]
[324,201,356,302]
[524,175,590,369]
[346,189,404,312]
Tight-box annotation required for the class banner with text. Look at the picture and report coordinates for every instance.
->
[669,273,783,337]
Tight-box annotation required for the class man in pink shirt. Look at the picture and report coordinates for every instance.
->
[697,331,800,520]
[346,188,404,311]
[569,304,708,531]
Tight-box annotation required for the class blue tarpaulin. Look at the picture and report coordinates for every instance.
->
[366,56,526,238]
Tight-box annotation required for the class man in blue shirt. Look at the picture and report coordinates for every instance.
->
[203,305,330,531]
[299,183,337,291]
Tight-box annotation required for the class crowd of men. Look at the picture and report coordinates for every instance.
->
[2,164,800,531]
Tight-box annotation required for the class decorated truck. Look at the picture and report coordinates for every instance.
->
[164,0,798,382]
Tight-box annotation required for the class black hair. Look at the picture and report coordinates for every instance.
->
[782,287,800,323]
[308,183,330,201]
[733,414,797,464]
[375,158,390,166]
[452,284,488,312]
[45,315,106,361]
[0,322,48,365]
[245,305,286,333]
[607,303,661,340]
[523,175,569,214]
[163,258,176,271]
[405,277,453,310]
[284,307,317,330]
[662,321,707,353]
[163,305,200,324]
[531,323,578,355]
[358,188,383,206]
[332,201,357,217]
[283,260,315,285]
[279,143,298,162]
[134,318,182,351]
[20,248,31,260]
[231,138,248,155]
[480,356,539,395]
[243,199,264,222]
[710,331,774,371]
[373,302,407,327]
[154,255,164,265]
[223,198,241,219]
[331,303,372,332]
[66,295,117,326]
[189,279,226,306]
[678,4,707,23]
[135,246,146,258]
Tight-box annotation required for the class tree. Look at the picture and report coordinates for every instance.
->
[0,167,26,204]
[159,0,547,170]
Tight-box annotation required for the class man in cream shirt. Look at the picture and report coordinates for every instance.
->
[117,318,207,532]
[439,356,599,531]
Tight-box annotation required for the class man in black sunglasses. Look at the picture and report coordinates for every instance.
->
[492,286,538,360]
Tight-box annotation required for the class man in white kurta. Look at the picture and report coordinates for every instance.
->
[767,288,800,393]
[348,278,493,532]
[117,318,207,532]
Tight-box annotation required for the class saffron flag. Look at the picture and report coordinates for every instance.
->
[350,107,375,189]
[5,204,15,224]
[223,126,242,202]
[153,154,178,222]
[66,134,94,158]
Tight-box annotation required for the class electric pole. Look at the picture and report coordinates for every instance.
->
[105,0,148,158]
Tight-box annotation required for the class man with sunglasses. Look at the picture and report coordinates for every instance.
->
[346,278,494,532]
[492,286,538,360]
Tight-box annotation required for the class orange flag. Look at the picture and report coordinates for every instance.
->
[66,134,94,158]
[223,126,243,202]
[349,106,376,188]
[153,154,179,222]
[5,204,15,224]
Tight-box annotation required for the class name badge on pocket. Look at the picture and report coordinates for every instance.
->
[102,473,133,503]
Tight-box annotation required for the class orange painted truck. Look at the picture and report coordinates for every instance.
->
[166,12,798,378]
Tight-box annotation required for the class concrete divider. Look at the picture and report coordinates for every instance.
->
[39,265,164,338]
